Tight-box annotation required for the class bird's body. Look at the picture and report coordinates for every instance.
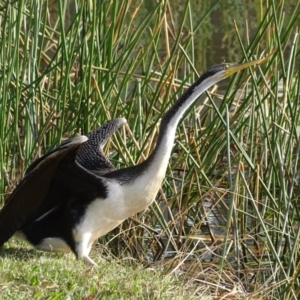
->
[0,59,266,266]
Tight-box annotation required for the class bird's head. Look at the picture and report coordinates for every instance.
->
[195,53,271,90]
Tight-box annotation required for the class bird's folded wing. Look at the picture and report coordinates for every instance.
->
[0,136,88,246]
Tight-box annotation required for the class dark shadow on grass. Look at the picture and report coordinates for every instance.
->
[0,243,65,261]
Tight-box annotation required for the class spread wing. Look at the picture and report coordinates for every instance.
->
[0,135,106,246]
[0,118,126,246]
[76,118,126,174]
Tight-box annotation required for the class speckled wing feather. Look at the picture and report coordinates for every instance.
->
[0,136,88,246]
[76,118,126,174]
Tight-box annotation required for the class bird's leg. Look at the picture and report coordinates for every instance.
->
[75,232,98,267]
[83,255,98,267]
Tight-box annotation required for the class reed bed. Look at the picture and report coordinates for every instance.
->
[0,0,299,299]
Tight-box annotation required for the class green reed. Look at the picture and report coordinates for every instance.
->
[0,0,299,299]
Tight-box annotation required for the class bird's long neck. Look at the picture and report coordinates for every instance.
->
[103,75,213,212]
[145,78,210,177]
[104,74,212,186]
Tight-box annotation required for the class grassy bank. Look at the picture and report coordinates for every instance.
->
[0,0,300,299]
[0,240,203,299]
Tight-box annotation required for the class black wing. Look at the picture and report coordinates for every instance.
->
[0,135,106,246]
[76,118,126,174]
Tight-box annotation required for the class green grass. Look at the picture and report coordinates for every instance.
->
[0,0,300,299]
[0,241,203,300]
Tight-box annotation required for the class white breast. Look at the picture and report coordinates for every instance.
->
[73,173,162,248]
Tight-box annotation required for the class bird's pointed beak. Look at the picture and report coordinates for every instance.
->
[222,50,274,78]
